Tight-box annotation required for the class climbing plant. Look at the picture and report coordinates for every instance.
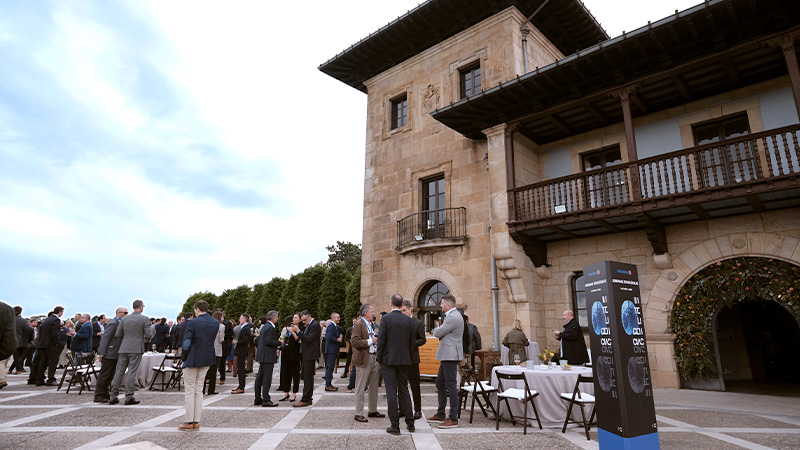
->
[670,257,800,380]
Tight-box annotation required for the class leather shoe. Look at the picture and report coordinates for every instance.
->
[124,398,140,405]
[413,411,422,420]
[385,427,401,435]
[278,395,290,402]
[407,423,415,432]
[254,398,262,406]
[324,386,338,391]
[262,401,278,407]
[207,391,219,395]
[178,422,196,431]
[108,398,119,405]
[293,401,312,407]
[93,397,110,403]
[354,415,368,423]
[368,411,385,418]
[231,389,245,394]
[46,380,58,386]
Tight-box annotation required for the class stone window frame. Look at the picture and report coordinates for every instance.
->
[448,48,487,105]
[383,84,414,140]
[570,272,588,331]
[410,161,452,214]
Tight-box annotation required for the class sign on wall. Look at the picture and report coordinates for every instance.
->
[584,260,659,450]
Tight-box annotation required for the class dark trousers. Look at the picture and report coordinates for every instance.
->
[301,358,315,403]
[219,344,230,381]
[324,353,336,386]
[279,359,300,393]
[254,362,275,402]
[11,347,27,372]
[236,353,247,389]
[436,360,460,421]
[94,357,117,399]
[343,348,352,375]
[33,346,60,384]
[348,366,357,389]
[408,363,422,413]
[382,364,413,429]
[155,342,167,353]
[205,357,220,393]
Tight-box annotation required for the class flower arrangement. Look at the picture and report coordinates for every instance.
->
[537,346,556,365]
[670,257,799,381]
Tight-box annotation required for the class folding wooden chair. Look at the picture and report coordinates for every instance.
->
[59,352,97,394]
[495,371,542,434]
[458,364,498,423]
[560,374,596,439]
[148,354,183,391]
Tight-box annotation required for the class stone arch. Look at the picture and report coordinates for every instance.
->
[646,232,800,334]
[403,267,459,306]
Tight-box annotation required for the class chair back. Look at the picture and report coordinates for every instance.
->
[571,374,594,401]
[496,371,532,396]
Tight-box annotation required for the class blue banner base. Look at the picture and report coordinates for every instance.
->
[598,428,660,450]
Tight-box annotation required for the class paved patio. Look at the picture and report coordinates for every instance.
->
[1,367,798,449]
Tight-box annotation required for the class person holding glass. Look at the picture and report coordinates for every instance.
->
[277,314,301,402]
[502,319,529,364]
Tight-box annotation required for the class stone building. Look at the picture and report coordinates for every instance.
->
[321,0,800,389]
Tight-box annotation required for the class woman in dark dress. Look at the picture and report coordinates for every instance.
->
[278,313,302,401]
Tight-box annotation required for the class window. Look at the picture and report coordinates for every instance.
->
[571,273,588,329]
[418,280,450,332]
[391,94,408,130]
[459,62,482,98]
[581,145,626,208]
[422,175,445,238]
[692,114,754,186]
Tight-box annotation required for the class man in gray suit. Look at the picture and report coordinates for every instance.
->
[109,299,151,405]
[427,294,464,429]
[94,306,127,402]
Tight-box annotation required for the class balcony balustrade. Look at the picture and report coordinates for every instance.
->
[397,207,467,250]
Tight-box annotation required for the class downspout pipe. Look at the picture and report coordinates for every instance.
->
[484,152,500,351]
[520,0,549,74]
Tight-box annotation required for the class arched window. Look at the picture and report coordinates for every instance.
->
[418,280,450,332]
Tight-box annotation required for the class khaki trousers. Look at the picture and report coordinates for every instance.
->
[183,366,210,423]
[354,353,380,416]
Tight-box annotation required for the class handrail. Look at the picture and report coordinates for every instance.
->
[397,207,467,248]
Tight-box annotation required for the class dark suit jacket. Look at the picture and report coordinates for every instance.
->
[183,313,220,368]
[152,323,170,344]
[324,321,340,354]
[0,302,16,360]
[234,323,252,357]
[558,318,590,364]
[37,314,61,349]
[70,321,93,353]
[15,315,27,348]
[91,321,102,350]
[376,310,414,366]
[411,317,426,364]
[98,317,123,360]
[256,322,280,363]
[298,319,321,361]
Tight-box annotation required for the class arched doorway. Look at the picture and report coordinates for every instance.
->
[670,257,800,391]
[418,280,449,332]
[716,300,800,388]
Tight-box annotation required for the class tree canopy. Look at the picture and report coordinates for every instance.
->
[326,241,362,275]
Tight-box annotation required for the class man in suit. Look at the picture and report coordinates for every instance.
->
[94,307,127,402]
[323,312,342,391]
[178,300,219,431]
[230,313,252,394]
[11,306,29,374]
[377,294,415,435]
[428,294,464,429]
[351,303,383,423]
[291,309,320,407]
[30,306,64,386]
[108,299,151,405]
[554,309,590,364]
[254,310,281,407]
[218,310,234,385]
[0,301,16,389]
[70,313,93,356]
[91,317,103,353]
[400,299,426,420]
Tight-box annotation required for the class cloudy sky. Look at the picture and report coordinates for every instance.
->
[0,0,701,319]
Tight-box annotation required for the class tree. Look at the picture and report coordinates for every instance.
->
[260,277,287,319]
[343,266,362,323]
[325,241,362,275]
[181,291,218,316]
[318,263,352,319]
[219,285,252,320]
[278,274,300,318]
[295,264,327,316]
[248,283,267,320]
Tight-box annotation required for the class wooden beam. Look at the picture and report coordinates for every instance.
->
[671,74,692,100]
[745,193,766,212]
[766,34,800,118]
[636,213,669,255]
[510,232,549,267]
[688,203,711,220]
[594,219,621,233]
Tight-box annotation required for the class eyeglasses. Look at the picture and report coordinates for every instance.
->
[121,312,128,315]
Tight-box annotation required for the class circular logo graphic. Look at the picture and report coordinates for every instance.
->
[627,356,646,394]
[596,355,613,392]
[591,301,606,336]
[621,300,637,335]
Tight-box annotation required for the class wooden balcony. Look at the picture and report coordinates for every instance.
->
[397,207,467,253]
[509,124,800,258]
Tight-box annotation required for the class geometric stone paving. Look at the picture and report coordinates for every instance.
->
[1,368,799,449]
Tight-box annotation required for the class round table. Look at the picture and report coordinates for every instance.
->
[491,365,594,427]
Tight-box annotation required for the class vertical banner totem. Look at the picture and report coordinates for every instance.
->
[584,261,659,449]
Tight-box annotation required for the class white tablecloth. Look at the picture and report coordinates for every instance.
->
[128,352,168,388]
[499,342,540,365]
[490,365,594,428]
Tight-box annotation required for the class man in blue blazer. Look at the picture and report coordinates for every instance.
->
[377,294,415,435]
[179,300,219,431]
[70,314,93,357]
[323,312,342,391]
[254,310,281,407]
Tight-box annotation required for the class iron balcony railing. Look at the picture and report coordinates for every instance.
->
[510,124,800,222]
[397,207,467,248]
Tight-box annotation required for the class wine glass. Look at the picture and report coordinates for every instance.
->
[513,354,520,365]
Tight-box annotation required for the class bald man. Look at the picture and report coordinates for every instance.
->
[553,310,589,365]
